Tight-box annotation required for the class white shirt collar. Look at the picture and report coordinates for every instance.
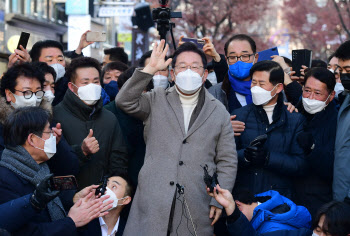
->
[99,216,120,236]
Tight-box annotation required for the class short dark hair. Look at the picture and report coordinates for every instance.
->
[304,67,336,93]
[312,201,350,235]
[29,40,64,62]
[224,34,257,55]
[250,60,284,85]
[311,59,327,68]
[109,172,135,197]
[31,62,57,81]
[171,42,207,69]
[66,57,101,83]
[0,63,45,98]
[335,40,350,61]
[117,67,153,91]
[104,47,128,65]
[102,61,128,81]
[3,107,51,146]
[139,50,153,67]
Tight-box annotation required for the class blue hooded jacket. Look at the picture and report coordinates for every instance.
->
[251,190,311,234]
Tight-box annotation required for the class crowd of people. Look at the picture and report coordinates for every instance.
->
[0,29,349,236]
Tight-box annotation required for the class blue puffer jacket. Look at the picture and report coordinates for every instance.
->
[252,190,311,234]
[232,94,306,199]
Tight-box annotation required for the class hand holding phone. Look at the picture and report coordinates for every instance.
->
[17,32,30,50]
[257,47,279,62]
[292,49,312,77]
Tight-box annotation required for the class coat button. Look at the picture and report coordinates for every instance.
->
[170,181,174,186]
[183,139,187,144]
[179,161,184,166]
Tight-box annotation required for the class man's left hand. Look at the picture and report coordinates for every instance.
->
[52,123,63,144]
[209,205,222,226]
[76,30,94,55]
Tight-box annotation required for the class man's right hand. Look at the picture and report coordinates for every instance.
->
[202,37,221,62]
[81,129,99,156]
[230,115,245,136]
[142,40,172,75]
[68,192,113,228]
[207,185,235,216]
[8,45,31,68]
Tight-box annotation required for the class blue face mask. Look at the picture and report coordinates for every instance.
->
[104,81,119,100]
[228,61,254,80]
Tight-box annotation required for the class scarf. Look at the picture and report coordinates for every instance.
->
[0,146,66,221]
[228,71,253,105]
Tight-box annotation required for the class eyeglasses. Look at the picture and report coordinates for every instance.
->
[226,54,255,63]
[13,90,44,99]
[174,64,204,73]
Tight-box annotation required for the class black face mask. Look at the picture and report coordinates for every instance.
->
[341,73,350,91]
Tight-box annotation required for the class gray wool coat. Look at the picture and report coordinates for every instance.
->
[116,69,237,236]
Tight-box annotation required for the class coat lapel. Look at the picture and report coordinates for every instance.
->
[166,88,186,137]
[185,90,217,139]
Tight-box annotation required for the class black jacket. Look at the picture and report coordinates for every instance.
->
[0,167,77,236]
[232,94,306,199]
[104,101,145,187]
[293,100,337,218]
[53,89,128,189]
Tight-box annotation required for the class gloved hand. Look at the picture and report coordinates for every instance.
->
[244,145,269,166]
[30,174,60,210]
[297,132,314,155]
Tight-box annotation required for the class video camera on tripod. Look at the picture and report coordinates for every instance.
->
[152,0,182,49]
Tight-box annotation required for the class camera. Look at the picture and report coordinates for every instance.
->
[152,0,182,44]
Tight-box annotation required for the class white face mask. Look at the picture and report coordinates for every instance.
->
[34,133,56,159]
[302,94,331,114]
[207,72,217,85]
[334,82,344,98]
[328,68,335,74]
[11,93,37,109]
[44,90,55,104]
[103,187,127,211]
[72,83,102,105]
[153,75,169,89]
[175,69,203,94]
[312,232,319,236]
[50,63,65,82]
[251,84,280,106]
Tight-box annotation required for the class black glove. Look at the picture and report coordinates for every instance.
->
[30,174,60,210]
[244,145,269,166]
[297,132,314,155]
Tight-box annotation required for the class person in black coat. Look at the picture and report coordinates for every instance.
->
[0,107,111,236]
[293,68,337,218]
[232,61,306,200]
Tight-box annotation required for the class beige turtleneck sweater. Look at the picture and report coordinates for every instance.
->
[175,86,201,133]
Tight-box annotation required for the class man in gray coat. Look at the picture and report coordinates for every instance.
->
[333,40,350,201]
[116,41,237,236]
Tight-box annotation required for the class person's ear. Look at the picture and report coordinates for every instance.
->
[202,69,208,83]
[254,54,259,64]
[328,90,336,104]
[5,89,15,103]
[235,200,242,207]
[27,133,37,147]
[123,196,132,205]
[68,82,77,93]
[170,69,176,82]
[276,83,284,94]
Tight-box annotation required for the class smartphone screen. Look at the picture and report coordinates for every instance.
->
[17,32,30,50]
[51,175,78,191]
[182,37,205,49]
